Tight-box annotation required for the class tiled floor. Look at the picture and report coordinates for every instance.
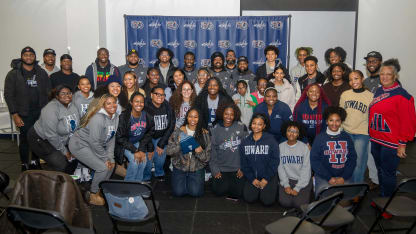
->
[1,137,416,233]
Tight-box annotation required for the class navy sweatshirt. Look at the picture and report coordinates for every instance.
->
[310,130,357,181]
[294,100,328,144]
[254,101,292,143]
[239,132,280,183]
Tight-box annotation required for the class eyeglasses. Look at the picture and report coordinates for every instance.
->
[59,92,72,96]
[287,129,299,134]
[198,73,208,77]
[152,92,165,97]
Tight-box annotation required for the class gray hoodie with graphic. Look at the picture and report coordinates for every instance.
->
[209,121,248,176]
[72,91,94,117]
[71,109,119,163]
[34,99,80,155]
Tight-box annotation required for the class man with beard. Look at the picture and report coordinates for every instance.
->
[50,54,80,90]
[4,46,51,171]
[40,48,60,77]
[225,50,237,73]
[118,49,147,87]
[154,47,176,85]
[85,47,120,90]
[183,52,198,84]
[209,51,233,95]
[363,51,383,93]
[363,51,383,191]
[231,56,256,92]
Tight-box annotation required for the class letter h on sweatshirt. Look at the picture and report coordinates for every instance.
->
[324,141,347,164]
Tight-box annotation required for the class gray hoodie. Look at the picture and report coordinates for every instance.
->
[209,121,248,176]
[278,141,311,192]
[34,99,80,155]
[71,108,119,162]
[232,83,254,127]
[72,91,94,117]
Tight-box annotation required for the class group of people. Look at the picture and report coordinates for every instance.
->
[4,44,416,209]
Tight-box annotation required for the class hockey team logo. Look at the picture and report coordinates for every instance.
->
[133,39,146,48]
[200,21,214,30]
[201,40,214,48]
[167,40,180,48]
[253,21,266,29]
[236,21,248,30]
[150,39,163,48]
[184,40,197,49]
[219,22,232,29]
[172,58,179,67]
[218,40,231,49]
[270,21,283,29]
[166,21,179,30]
[183,21,196,30]
[149,21,161,29]
[149,59,158,66]
[325,141,348,164]
[252,40,266,49]
[269,40,282,47]
[201,59,211,67]
[131,21,144,29]
[235,40,248,48]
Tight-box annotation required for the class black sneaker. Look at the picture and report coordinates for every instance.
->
[155,176,165,182]
[29,160,42,170]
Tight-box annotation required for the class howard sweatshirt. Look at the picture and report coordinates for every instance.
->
[72,91,94,117]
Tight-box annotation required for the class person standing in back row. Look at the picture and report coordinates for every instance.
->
[85,47,120,90]
[118,49,147,87]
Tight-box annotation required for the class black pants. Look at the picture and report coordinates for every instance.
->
[243,175,278,206]
[211,171,244,198]
[18,111,40,164]
[27,127,76,174]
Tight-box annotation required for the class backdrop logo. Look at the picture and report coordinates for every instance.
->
[253,21,266,29]
[150,39,163,48]
[183,22,196,30]
[172,58,179,67]
[269,40,282,47]
[200,21,214,30]
[201,59,211,67]
[235,40,248,48]
[149,21,161,29]
[149,59,158,65]
[167,40,180,48]
[218,40,231,49]
[201,40,214,48]
[131,21,144,29]
[253,59,265,66]
[252,40,265,49]
[236,21,248,30]
[270,21,283,29]
[166,21,179,30]
[133,39,146,48]
[219,22,232,29]
[184,40,197,49]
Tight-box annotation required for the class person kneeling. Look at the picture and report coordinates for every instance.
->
[166,108,211,197]
[240,113,280,206]
[278,121,312,209]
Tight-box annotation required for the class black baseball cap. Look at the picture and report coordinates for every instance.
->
[127,49,139,56]
[364,51,382,60]
[237,56,248,63]
[60,54,72,61]
[43,48,56,56]
[21,46,36,56]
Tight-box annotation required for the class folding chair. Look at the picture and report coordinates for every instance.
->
[6,205,94,234]
[265,191,343,234]
[368,177,416,234]
[0,170,10,200]
[99,180,162,234]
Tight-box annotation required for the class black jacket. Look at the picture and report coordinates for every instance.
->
[298,71,326,92]
[4,59,51,116]
[192,91,233,130]
[154,61,176,85]
[255,62,281,81]
[115,109,155,164]
[144,98,176,149]
[141,80,167,98]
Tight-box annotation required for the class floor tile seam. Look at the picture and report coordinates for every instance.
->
[190,198,197,234]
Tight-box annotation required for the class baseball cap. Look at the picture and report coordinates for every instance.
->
[237,56,248,63]
[127,49,139,56]
[364,51,382,60]
[43,48,56,56]
[21,46,36,56]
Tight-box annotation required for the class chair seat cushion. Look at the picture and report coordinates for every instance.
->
[301,204,354,227]
[111,200,159,222]
[265,216,325,234]
[373,196,416,217]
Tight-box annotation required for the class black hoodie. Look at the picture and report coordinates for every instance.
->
[144,97,176,149]
[4,59,51,116]
[298,71,326,92]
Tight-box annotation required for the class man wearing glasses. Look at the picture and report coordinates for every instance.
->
[4,46,51,171]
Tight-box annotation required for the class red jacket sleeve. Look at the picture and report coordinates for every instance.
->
[398,96,416,145]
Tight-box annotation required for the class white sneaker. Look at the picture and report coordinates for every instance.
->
[205,172,211,182]
[82,168,92,181]
[73,168,82,182]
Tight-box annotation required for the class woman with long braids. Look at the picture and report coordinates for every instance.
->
[166,108,211,197]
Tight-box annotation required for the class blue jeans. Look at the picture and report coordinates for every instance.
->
[347,133,369,183]
[314,175,352,198]
[171,167,205,197]
[124,142,147,182]
[143,138,166,181]
[371,142,400,197]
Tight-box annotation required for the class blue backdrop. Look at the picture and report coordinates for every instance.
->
[125,15,289,72]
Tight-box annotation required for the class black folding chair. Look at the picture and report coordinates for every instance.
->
[6,205,95,234]
[99,180,162,234]
[265,191,344,234]
[0,170,10,200]
[368,177,416,234]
